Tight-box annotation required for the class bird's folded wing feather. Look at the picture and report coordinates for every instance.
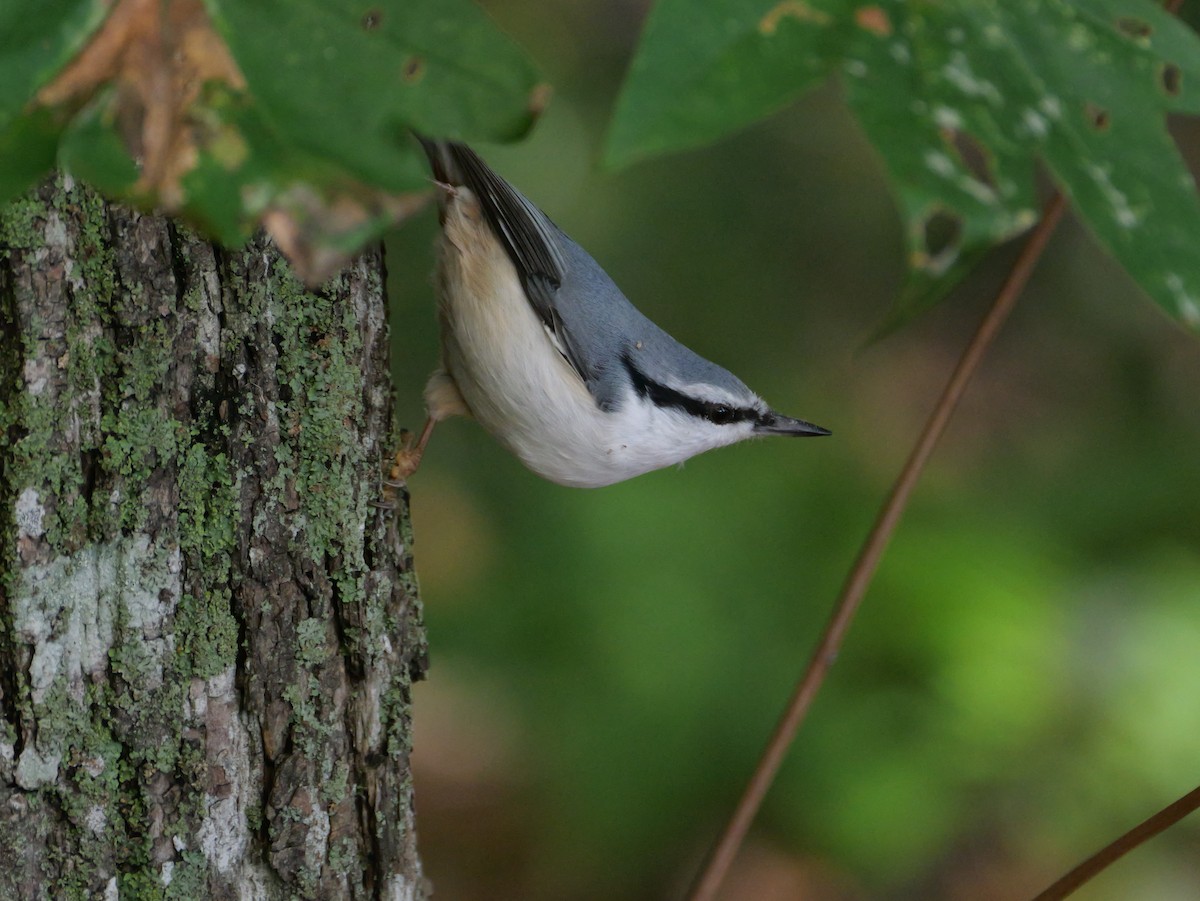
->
[421,139,593,387]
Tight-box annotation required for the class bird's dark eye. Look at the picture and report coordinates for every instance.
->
[706,404,737,425]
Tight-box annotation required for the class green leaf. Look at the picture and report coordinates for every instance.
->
[0,0,539,281]
[605,0,850,169]
[206,0,544,193]
[178,82,329,247]
[841,2,1044,332]
[0,0,107,201]
[174,82,432,274]
[57,90,140,198]
[0,0,108,125]
[846,0,1200,332]
[608,0,1200,333]
[1079,0,1200,115]
[0,109,63,204]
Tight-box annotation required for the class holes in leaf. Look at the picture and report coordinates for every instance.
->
[918,209,963,274]
[1108,16,1147,39]
[1085,102,1110,131]
[948,129,996,192]
[1161,62,1182,96]
[1115,16,1152,39]
[401,56,426,84]
[361,8,383,30]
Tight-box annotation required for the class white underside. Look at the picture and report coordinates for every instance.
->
[426,190,753,487]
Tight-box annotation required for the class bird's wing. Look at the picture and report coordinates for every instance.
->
[420,139,593,385]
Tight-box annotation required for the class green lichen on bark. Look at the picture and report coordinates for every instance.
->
[2,176,426,899]
[0,185,83,553]
[9,535,193,894]
[0,197,47,251]
[254,257,373,593]
[176,444,239,680]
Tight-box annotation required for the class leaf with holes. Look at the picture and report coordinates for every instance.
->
[1080,0,1200,115]
[608,0,1200,333]
[206,0,546,194]
[0,0,543,283]
[852,0,1200,333]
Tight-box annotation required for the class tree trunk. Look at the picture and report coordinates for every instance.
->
[0,175,428,899]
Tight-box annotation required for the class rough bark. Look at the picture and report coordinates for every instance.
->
[0,174,428,900]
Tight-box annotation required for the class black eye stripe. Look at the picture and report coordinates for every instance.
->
[621,352,755,425]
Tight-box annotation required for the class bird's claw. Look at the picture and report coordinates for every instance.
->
[377,420,434,508]
[389,428,427,482]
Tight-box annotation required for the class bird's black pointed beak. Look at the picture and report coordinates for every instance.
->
[754,412,831,437]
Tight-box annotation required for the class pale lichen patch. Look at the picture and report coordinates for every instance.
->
[14,744,61,789]
[16,547,112,704]
[41,211,68,253]
[304,801,332,880]
[197,667,256,875]
[22,357,51,396]
[13,534,180,704]
[15,487,45,539]
[386,874,421,901]
[190,274,224,369]
[85,805,107,835]
[0,739,13,782]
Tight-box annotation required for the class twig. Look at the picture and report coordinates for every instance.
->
[1031,784,1200,900]
[684,191,1068,901]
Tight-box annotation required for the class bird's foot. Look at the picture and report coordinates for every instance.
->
[387,431,425,485]
[374,419,436,508]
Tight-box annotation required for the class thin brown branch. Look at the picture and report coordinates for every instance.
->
[683,191,1068,901]
[1031,784,1200,901]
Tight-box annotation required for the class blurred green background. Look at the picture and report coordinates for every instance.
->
[384,2,1200,898]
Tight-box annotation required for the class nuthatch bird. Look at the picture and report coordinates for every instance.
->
[396,139,829,489]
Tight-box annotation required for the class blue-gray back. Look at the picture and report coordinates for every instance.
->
[419,139,754,411]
